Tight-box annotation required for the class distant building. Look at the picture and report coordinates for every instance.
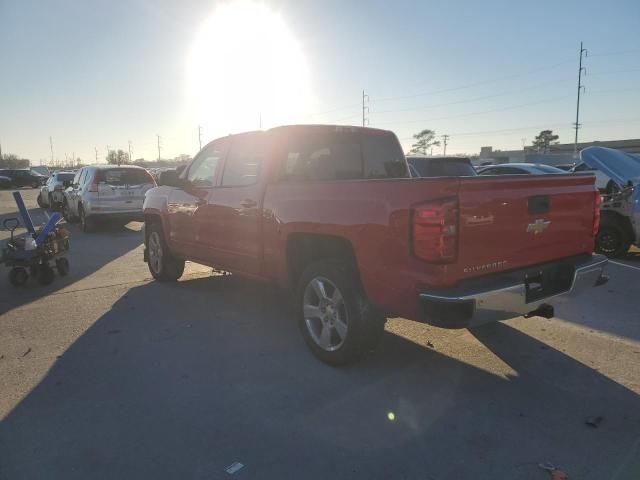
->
[478,138,640,166]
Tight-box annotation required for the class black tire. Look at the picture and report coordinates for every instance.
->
[56,257,70,276]
[36,265,55,285]
[79,206,95,233]
[37,193,46,208]
[297,259,386,366]
[595,220,631,258]
[9,267,29,287]
[146,223,185,281]
[62,199,75,222]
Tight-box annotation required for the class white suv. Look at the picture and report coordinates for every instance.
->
[62,165,156,232]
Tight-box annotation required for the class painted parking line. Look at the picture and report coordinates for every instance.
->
[609,260,640,272]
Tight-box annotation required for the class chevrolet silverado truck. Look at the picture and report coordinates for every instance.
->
[143,125,608,365]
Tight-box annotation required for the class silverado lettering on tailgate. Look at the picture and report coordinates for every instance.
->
[463,260,508,274]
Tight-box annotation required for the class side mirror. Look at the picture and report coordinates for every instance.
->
[158,170,182,188]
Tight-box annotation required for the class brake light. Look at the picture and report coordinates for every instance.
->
[593,190,601,236]
[413,198,459,263]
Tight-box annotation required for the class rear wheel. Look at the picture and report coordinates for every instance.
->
[297,259,386,366]
[62,200,74,222]
[147,223,185,281]
[56,258,70,276]
[9,267,29,287]
[595,220,631,258]
[79,206,95,232]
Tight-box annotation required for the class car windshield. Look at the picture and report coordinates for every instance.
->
[56,173,75,182]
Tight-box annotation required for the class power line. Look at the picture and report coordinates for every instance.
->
[376,94,574,127]
[573,41,587,157]
[371,76,575,115]
[373,59,576,104]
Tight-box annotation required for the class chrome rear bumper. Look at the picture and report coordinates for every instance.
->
[419,254,608,328]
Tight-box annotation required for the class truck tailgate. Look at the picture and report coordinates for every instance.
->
[454,174,596,280]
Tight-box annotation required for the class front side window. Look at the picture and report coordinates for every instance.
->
[187,141,226,187]
[222,134,266,187]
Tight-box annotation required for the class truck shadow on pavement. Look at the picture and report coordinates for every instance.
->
[1,274,639,480]
[0,218,144,315]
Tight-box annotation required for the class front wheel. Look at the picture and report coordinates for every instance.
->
[146,223,185,281]
[297,259,386,366]
[9,267,29,287]
[595,221,631,258]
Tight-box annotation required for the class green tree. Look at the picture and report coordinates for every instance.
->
[106,149,129,165]
[532,130,559,153]
[0,153,30,168]
[409,129,440,155]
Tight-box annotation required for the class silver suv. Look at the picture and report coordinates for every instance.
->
[62,165,156,232]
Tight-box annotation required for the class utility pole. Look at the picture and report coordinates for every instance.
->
[49,136,54,166]
[362,90,369,127]
[573,41,587,158]
[259,113,262,129]
[94,147,98,163]
[128,140,133,163]
[198,125,203,150]
[157,134,161,162]
[0,141,3,161]
[442,134,449,156]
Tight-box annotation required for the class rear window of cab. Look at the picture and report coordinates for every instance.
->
[96,169,154,186]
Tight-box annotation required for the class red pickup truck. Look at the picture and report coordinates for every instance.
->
[143,125,608,365]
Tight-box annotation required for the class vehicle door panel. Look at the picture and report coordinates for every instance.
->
[201,133,266,276]
[165,141,227,259]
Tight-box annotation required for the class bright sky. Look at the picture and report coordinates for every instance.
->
[1,0,639,164]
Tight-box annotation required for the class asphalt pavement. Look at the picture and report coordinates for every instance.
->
[1,189,639,480]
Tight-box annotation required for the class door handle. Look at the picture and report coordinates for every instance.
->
[240,199,257,208]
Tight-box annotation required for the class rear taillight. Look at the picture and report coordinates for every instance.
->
[593,190,601,236]
[413,198,459,263]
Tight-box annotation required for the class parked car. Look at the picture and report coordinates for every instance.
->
[579,146,640,258]
[63,165,156,232]
[407,155,477,178]
[0,175,12,189]
[0,169,47,188]
[30,166,51,178]
[37,171,76,209]
[477,163,567,175]
[143,124,607,365]
[570,161,611,191]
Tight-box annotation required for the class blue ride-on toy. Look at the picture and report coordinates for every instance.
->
[1,191,70,286]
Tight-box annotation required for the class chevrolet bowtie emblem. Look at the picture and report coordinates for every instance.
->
[527,219,551,234]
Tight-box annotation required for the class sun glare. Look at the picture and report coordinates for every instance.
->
[186,1,311,137]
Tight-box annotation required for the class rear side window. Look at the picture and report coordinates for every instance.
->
[222,134,266,187]
[362,134,407,179]
[280,129,407,182]
[96,168,154,186]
